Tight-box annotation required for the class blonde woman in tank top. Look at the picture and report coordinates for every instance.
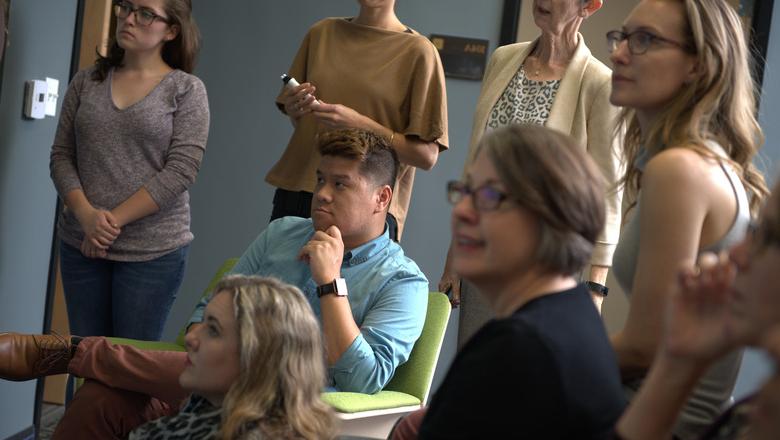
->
[614,179,780,440]
[606,1,767,439]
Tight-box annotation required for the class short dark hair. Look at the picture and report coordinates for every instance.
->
[317,128,399,189]
[93,0,201,82]
[480,124,606,275]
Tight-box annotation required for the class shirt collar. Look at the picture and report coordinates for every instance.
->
[343,223,391,266]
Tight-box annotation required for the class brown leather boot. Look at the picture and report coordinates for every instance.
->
[0,333,74,381]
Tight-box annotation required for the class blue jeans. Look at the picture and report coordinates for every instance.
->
[59,241,189,340]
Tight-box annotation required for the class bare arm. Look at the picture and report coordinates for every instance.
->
[310,100,440,170]
[611,150,710,379]
[358,113,439,170]
[617,251,738,439]
[616,355,705,439]
[438,243,461,307]
[588,264,609,311]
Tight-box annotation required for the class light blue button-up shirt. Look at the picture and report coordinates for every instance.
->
[188,217,428,394]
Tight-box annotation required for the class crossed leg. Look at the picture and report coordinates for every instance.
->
[52,337,190,439]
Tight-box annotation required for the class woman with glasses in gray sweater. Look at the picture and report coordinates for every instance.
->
[50,0,209,340]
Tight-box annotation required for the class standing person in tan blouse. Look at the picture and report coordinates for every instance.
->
[272,0,449,240]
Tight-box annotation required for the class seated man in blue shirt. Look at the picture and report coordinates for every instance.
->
[0,128,428,439]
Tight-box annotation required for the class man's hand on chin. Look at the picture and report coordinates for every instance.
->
[298,225,345,285]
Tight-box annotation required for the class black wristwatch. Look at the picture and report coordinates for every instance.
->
[317,278,349,298]
[586,281,609,297]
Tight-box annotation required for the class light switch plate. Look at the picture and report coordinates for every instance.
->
[23,80,47,119]
[45,77,59,117]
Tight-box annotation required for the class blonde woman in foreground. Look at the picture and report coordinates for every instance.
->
[126,275,335,439]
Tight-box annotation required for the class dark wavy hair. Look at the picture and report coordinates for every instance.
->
[92,0,200,82]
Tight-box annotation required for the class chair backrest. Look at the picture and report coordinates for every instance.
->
[174,258,239,346]
[383,292,451,405]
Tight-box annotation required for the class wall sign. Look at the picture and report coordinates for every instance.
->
[429,34,489,81]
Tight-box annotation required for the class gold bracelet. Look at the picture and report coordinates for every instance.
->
[389,131,395,146]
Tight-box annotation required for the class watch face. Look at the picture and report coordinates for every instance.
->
[335,278,348,296]
[318,278,348,297]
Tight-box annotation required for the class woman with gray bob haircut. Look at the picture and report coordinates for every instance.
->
[393,124,626,439]
[484,123,607,276]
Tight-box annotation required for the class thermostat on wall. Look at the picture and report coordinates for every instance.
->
[24,80,48,119]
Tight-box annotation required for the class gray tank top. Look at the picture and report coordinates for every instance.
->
[612,142,750,440]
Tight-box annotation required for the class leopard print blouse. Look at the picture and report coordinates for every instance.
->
[127,395,222,440]
[486,65,561,130]
[126,394,296,440]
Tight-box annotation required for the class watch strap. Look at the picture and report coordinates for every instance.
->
[586,281,609,296]
[317,281,337,297]
[317,278,348,297]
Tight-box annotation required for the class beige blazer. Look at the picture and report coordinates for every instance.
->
[464,36,624,267]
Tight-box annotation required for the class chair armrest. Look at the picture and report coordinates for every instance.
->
[106,337,185,352]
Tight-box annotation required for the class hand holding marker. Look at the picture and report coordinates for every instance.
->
[281,74,319,104]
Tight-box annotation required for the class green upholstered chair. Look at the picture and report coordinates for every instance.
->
[321,291,451,439]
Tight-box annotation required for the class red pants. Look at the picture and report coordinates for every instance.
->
[390,408,427,440]
[52,337,190,439]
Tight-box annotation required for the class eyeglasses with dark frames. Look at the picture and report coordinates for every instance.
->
[606,29,693,56]
[113,0,171,27]
[446,180,512,212]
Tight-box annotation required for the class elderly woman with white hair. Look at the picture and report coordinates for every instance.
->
[439,0,623,345]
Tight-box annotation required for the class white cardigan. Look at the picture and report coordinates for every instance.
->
[465,35,624,266]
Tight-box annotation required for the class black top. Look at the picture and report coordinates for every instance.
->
[419,284,627,439]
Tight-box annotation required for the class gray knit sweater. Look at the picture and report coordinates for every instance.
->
[50,67,209,261]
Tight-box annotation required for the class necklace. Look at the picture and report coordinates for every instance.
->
[527,57,542,79]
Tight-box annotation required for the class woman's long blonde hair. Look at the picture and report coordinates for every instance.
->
[619,0,768,213]
[215,275,336,440]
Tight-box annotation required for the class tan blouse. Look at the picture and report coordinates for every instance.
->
[269,17,449,237]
